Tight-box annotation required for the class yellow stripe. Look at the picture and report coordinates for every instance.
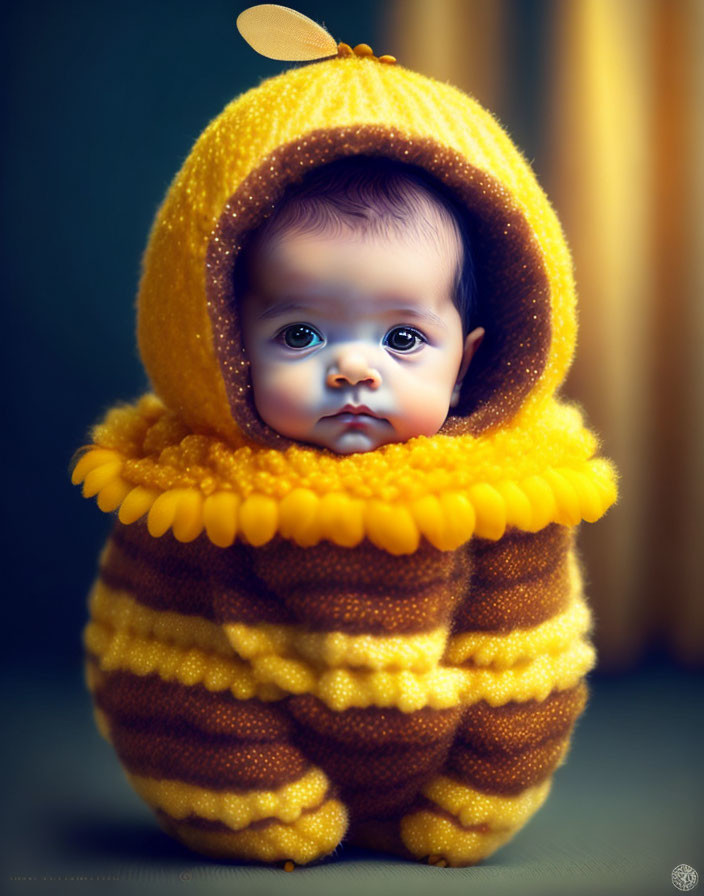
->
[224,621,449,673]
[91,562,590,679]
[314,641,596,710]
[84,607,595,711]
[90,578,449,673]
[400,810,516,866]
[445,553,591,668]
[83,618,286,702]
[127,767,330,830]
[89,580,233,657]
[421,775,552,831]
[159,798,348,864]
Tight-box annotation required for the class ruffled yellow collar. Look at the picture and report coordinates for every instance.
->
[71,394,618,554]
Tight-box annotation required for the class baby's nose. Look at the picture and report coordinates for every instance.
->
[327,349,381,389]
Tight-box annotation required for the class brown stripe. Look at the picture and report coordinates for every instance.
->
[106,716,309,791]
[288,695,462,747]
[153,786,333,833]
[91,665,292,740]
[446,731,569,795]
[287,698,460,822]
[341,774,428,822]
[251,537,471,634]
[295,735,451,791]
[101,522,217,618]
[473,525,569,585]
[101,520,295,625]
[455,524,573,633]
[457,682,588,755]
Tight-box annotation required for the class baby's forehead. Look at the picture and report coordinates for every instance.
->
[246,171,463,270]
[251,218,460,284]
[253,213,459,257]
[245,279,460,340]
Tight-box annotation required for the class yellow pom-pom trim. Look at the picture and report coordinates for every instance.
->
[71,396,619,553]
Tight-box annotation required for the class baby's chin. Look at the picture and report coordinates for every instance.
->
[309,427,413,455]
[266,414,444,454]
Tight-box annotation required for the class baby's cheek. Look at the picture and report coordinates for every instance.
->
[407,403,450,439]
[394,367,454,436]
[392,401,446,442]
[254,363,316,429]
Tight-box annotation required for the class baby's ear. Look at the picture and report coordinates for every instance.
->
[450,327,485,407]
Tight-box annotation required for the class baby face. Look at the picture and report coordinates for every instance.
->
[240,227,484,454]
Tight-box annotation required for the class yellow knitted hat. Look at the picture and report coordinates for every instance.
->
[138,15,572,445]
[72,6,618,553]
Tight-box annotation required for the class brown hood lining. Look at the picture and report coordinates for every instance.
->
[205,126,551,449]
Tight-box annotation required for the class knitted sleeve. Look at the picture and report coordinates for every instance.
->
[397,524,593,865]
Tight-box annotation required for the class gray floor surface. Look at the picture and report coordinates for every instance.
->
[3,661,702,896]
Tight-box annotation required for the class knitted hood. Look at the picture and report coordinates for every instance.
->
[72,49,618,553]
[139,56,565,446]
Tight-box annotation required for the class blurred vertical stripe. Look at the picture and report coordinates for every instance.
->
[547,0,655,670]
[659,0,704,665]
[383,0,507,114]
[387,0,704,668]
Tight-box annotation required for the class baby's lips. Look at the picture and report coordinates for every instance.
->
[325,404,386,419]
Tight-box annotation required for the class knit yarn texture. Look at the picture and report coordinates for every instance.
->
[72,52,618,867]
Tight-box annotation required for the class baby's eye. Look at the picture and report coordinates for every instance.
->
[383,326,426,352]
[278,324,323,349]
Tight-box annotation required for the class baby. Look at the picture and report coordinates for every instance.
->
[73,12,619,868]
[237,156,485,454]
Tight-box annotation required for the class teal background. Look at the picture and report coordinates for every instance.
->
[1,0,393,673]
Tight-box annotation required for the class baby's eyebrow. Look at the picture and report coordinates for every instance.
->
[387,306,448,330]
[257,298,448,330]
[257,300,318,320]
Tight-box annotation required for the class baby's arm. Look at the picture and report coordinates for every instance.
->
[399,524,592,867]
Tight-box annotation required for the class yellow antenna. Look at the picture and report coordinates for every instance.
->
[236,4,338,61]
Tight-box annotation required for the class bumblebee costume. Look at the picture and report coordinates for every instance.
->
[72,6,618,867]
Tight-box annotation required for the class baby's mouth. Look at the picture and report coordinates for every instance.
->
[322,404,388,424]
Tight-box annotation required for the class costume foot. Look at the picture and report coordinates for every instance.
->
[399,774,551,867]
[152,783,348,865]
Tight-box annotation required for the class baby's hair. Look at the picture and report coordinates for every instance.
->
[235,155,477,335]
